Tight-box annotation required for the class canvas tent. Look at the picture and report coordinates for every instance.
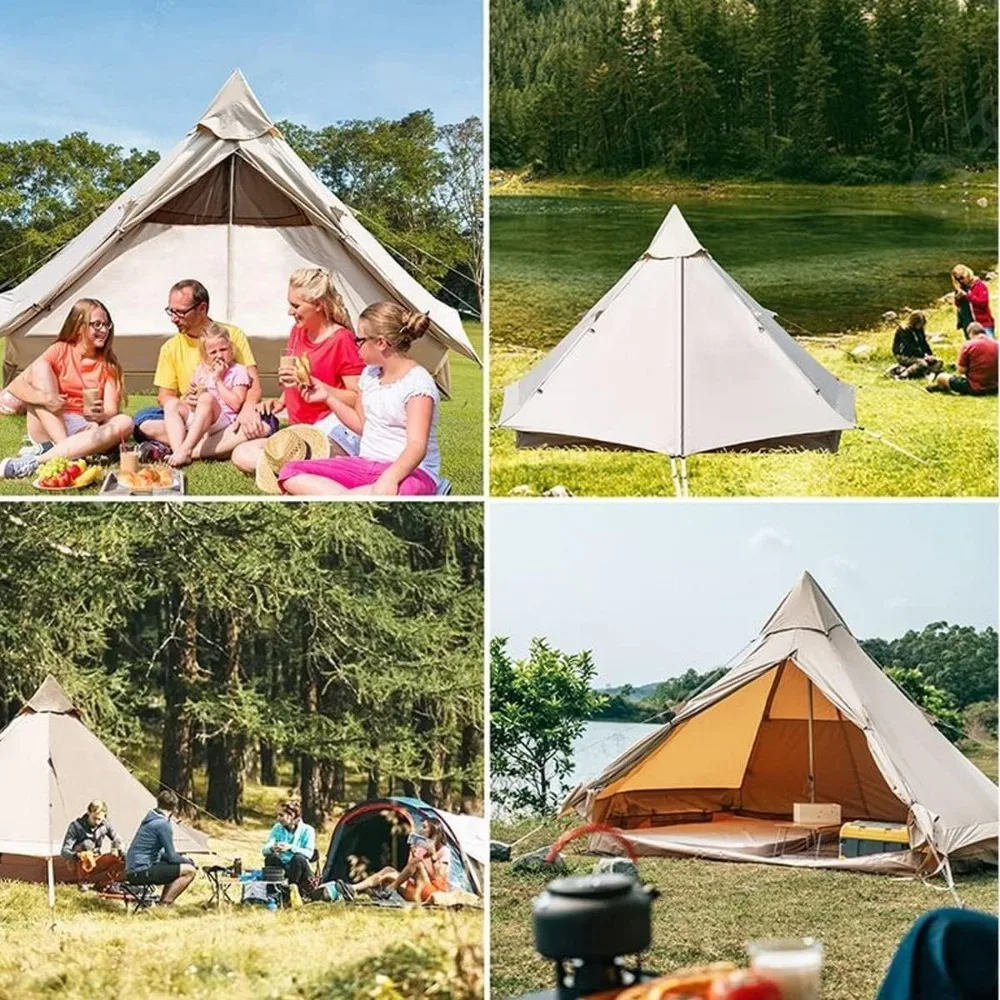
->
[0,676,209,905]
[498,207,856,484]
[321,797,486,896]
[0,70,480,394]
[564,572,997,877]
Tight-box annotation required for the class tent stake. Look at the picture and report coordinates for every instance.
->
[860,428,927,464]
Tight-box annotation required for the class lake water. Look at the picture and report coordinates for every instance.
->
[490,193,997,350]
[493,720,662,818]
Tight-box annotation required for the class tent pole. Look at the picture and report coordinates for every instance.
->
[669,457,681,497]
[47,855,55,912]
[226,154,235,319]
[680,457,689,497]
[807,679,816,803]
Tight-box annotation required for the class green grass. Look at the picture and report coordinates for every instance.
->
[489,814,998,1000]
[0,322,482,497]
[490,283,998,497]
[0,780,482,1000]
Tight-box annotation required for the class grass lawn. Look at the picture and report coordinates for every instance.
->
[0,322,482,498]
[489,282,998,497]
[0,779,482,1000]
[490,808,998,1000]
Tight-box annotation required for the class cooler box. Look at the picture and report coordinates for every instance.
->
[839,821,909,858]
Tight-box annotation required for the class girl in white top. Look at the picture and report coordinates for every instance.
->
[278,303,441,496]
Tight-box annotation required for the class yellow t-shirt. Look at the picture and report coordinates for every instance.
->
[153,323,257,395]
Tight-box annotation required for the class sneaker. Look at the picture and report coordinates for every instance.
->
[338,880,357,901]
[18,440,53,459]
[138,441,171,463]
[0,455,39,479]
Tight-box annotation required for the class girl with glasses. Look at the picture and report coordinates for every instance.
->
[0,298,133,479]
[278,302,441,495]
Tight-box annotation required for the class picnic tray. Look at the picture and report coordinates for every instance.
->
[99,469,185,497]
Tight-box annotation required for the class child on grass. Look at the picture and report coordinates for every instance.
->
[164,325,251,467]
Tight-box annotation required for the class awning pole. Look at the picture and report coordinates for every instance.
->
[47,855,55,912]
[226,154,235,319]
[807,679,816,802]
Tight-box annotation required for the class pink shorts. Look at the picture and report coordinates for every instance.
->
[278,457,437,495]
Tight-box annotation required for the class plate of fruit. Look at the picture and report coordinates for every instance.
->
[33,458,103,491]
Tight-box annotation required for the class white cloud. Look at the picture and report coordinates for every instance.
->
[824,555,859,574]
[749,526,793,550]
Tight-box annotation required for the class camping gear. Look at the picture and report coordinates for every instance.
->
[793,803,841,825]
[254,424,331,494]
[0,676,209,910]
[498,206,856,494]
[839,821,910,858]
[321,797,486,896]
[564,572,998,880]
[0,71,479,396]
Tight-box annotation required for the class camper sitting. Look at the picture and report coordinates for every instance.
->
[123,789,197,905]
[61,799,125,889]
[346,818,450,904]
[261,799,316,899]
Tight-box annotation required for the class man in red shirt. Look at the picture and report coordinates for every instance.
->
[927,324,998,395]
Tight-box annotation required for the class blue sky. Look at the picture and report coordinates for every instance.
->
[0,0,482,153]
[490,502,998,688]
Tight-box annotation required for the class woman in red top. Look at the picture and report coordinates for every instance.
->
[231,267,364,475]
[0,298,133,479]
[952,265,995,338]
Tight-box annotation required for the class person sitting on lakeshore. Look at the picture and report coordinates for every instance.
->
[0,298,134,480]
[277,304,442,496]
[164,326,251,467]
[133,279,269,461]
[345,818,451,905]
[887,311,943,379]
[261,799,316,900]
[61,799,125,890]
[952,265,994,338]
[926,323,998,396]
[124,789,197,906]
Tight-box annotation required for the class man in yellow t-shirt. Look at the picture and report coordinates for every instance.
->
[134,279,271,458]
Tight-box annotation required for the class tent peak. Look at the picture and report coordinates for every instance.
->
[22,675,79,717]
[197,69,276,141]
[645,204,704,259]
[761,571,848,637]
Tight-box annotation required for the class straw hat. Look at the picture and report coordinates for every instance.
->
[255,424,332,494]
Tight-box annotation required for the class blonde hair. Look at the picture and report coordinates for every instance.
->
[198,323,233,363]
[87,800,107,816]
[289,267,351,328]
[952,264,975,290]
[56,299,127,403]
[358,302,430,353]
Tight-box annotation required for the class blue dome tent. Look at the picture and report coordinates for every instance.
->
[321,797,485,896]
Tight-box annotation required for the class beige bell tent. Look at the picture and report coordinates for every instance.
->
[0,70,480,394]
[0,676,209,906]
[498,207,855,491]
[564,572,997,878]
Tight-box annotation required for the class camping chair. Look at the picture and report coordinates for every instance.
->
[112,879,159,914]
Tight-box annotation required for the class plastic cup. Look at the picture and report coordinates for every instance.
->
[82,387,100,415]
[119,444,139,475]
[747,938,823,1000]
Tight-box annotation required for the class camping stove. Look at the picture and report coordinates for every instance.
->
[519,872,660,1000]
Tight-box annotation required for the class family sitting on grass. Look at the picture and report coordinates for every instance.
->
[885,264,997,396]
[0,269,445,494]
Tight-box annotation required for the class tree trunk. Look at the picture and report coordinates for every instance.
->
[206,614,246,823]
[260,741,276,786]
[366,761,380,800]
[458,722,480,803]
[160,596,198,814]
[332,760,345,801]
[300,662,324,826]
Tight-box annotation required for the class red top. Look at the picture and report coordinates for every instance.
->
[958,337,999,394]
[42,342,111,414]
[282,324,364,425]
[966,278,994,329]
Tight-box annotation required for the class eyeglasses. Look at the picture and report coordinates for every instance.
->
[89,320,112,331]
[165,305,199,318]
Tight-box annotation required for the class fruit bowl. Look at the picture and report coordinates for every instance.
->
[33,477,88,492]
